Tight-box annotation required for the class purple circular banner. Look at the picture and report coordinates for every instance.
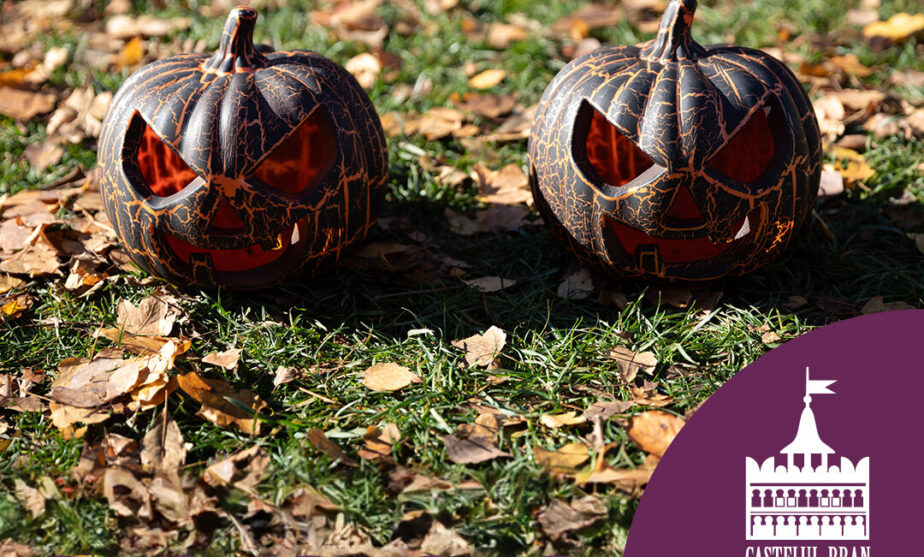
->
[625,310,924,556]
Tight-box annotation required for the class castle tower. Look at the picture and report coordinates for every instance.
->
[780,369,835,472]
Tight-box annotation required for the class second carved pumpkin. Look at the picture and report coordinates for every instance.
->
[529,0,821,282]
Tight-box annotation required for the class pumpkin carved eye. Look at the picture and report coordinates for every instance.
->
[708,101,780,186]
[576,102,656,189]
[125,113,199,198]
[250,107,337,195]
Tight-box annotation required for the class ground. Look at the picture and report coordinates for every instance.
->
[0,0,922,556]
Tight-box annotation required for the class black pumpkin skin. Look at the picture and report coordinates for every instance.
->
[98,7,387,288]
[528,0,821,282]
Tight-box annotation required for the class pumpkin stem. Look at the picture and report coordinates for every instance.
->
[203,6,268,73]
[641,0,706,61]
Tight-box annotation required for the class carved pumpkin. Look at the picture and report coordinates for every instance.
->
[98,6,386,288]
[528,0,821,282]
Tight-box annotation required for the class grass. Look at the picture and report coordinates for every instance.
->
[1,0,923,555]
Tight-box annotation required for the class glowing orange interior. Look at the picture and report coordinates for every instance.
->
[606,218,743,263]
[164,221,301,273]
[585,109,654,187]
[251,109,335,195]
[137,123,198,197]
[708,104,775,184]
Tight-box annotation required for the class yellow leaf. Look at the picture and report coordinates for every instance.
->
[119,37,144,67]
[533,442,590,472]
[468,69,506,89]
[539,411,587,429]
[832,147,875,183]
[863,13,924,42]
[627,411,685,458]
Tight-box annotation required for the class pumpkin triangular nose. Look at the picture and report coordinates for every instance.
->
[665,184,704,225]
[208,197,247,234]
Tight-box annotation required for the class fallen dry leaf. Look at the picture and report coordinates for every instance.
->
[0,275,24,295]
[420,520,471,557]
[451,325,507,367]
[486,21,529,48]
[539,411,587,429]
[0,87,56,121]
[442,434,510,464]
[468,69,506,89]
[533,442,590,473]
[832,147,876,184]
[103,467,152,519]
[116,296,178,337]
[306,428,359,467]
[23,142,65,172]
[863,12,924,43]
[13,479,45,518]
[463,275,517,292]
[140,413,185,473]
[556,267,594,300]
[452,92,517,119]
[860,295,915,314]
[537,495,607,540]
[473,163,531,205]
[176,372,266,435]
[48,401,110,431]
[573,463,654,488]
[606,346,658,383]
[344,52,381,89]
[273,365,298,389]
[363,362,421,392]
[202,348,242,370]
[584,400,635,421]
[105,14,190,39]
[627,410,685,458]
[357,423,401,463]
[203,445,270,493]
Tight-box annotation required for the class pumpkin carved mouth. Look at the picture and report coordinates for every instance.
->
[605,210,759,269]
[163,217,308,273]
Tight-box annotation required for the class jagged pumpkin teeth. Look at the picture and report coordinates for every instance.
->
[97,6,386,288]
[528,0,821,282]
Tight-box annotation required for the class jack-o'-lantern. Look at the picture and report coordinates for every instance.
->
[528,0,821,282]
[98,6,387,288]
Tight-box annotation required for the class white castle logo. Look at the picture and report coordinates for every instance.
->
[745,369,869,541]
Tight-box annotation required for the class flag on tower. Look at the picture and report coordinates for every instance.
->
[805,367,836,395]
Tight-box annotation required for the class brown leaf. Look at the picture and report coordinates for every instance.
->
[116,296,177,336]
[358,423,401,463]
[202,348,242,370]
[203,445,270,493]
[404,107,465,140]
[463,275,517,292]
[105,14,190,39]
[556,267,594,300]
[486,21,529,48]
[468,69,506,89]
[420,520,471,556]
[93,327,187,357]
[451,325,506,367]
[48,401,110,431]
[23,142,64,172]
[533,442,590,473]
[50,355,139,408]
[627,410,685,458]
[537,495,607,540]
[13,479,45,518]
[272,365,297,389]
[473,163,530,205]
[0,538,34,556]
[140,413,185,473]
[363,362,421,391]
[584,400,634,421]
[606,346,658,383]
[176,372,266,435]
[476,204,529,232]
[539,411,587,429]
[103,467,152,519]
[0,87,55,121]
[860,295,915,314]
[442,434,510,464]
[0,275,23,295]
[306,428,359,467]
[0,240,61,277]
[452,92,517,119]
[344,52,381,89]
